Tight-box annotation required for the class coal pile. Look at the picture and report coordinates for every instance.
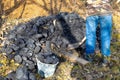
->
[37,52,59,64]
[5,66,36,80]
[1,12,86,79]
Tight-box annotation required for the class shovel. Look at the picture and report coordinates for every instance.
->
[67,37,86,50]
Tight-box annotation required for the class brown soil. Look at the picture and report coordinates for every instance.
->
[1,0,85,19]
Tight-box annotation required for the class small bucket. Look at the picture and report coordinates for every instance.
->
[36,55,59,78]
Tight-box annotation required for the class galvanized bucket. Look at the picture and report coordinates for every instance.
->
[36,55,59,78]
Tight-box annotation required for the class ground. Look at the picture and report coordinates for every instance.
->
[0,0,120,80]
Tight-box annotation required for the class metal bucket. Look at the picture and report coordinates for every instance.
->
[36,55,59,78]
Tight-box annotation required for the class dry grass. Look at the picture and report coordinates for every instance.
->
[0,0,120,79]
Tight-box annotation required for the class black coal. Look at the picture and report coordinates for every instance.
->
[0,12,101,79]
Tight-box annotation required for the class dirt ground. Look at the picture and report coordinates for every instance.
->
[1,0,85,19]
[0,0,120,80]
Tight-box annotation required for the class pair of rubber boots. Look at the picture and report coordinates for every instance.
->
[84,53,110,66]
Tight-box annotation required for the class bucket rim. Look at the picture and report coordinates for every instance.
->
[35,55,59,65]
